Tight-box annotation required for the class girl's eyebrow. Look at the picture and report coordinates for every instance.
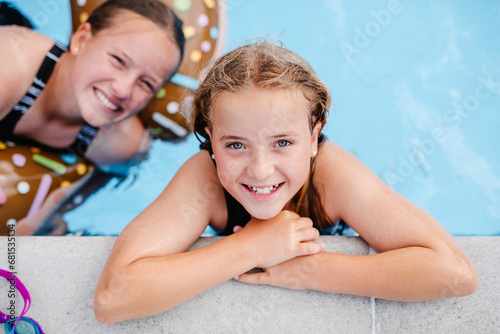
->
[270,132,300,138]
[219,132,299,141]
[219,135,246,141]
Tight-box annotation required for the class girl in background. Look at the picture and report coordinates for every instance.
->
[0,0,184,234]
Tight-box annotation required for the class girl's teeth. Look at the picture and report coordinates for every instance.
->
[249,184,279,195]
[96,90,118,111]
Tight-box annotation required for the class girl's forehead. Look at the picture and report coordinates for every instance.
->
[214,87,308,110]
[87,12,180,82]
[210,88,311,131]
[96,11,166,37]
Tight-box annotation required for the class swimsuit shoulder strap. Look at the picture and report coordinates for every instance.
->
[0,42,99,157]
[69,122,99,157]
[0,43,67,138]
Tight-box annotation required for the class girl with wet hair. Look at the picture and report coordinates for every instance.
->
[94,41,477,324]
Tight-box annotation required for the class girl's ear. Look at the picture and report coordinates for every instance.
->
[205,126,212,139]
[311,122,322,155]
[69,22,92,55]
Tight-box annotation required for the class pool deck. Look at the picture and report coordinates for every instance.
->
[0,236,498,333]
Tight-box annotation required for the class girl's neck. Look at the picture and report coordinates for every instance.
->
[39,53,83,125]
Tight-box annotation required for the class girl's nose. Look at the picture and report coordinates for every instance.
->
[111,73,135,100]
[247,150,275,181]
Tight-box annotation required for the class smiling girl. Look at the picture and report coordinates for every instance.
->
[94,41,477,323]
[0,0,184,234]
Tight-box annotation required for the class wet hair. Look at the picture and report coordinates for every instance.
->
[188,40,335,229]
[0,1,34,28]
[86,0,185,65]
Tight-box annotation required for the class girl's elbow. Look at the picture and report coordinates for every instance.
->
[93,287,122,324]
[459,259,478,296]
[448,256,478,298]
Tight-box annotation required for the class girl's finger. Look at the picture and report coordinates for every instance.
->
[298,226,320,242]
[234,271,270,285]
[297,241,324,256]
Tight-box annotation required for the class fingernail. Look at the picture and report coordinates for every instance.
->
[320,243,325,249]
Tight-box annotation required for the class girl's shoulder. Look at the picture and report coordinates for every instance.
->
[0,26,53,58]
[315,139,376,188]
[313,140,377,220]
[0,26,54,117]
[315,139,347,167]
[173,150,228,227]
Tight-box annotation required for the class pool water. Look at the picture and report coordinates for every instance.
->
[9,0,500,236]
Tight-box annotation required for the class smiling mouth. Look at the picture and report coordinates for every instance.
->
[95,89,121,112]
[244,183,284,195]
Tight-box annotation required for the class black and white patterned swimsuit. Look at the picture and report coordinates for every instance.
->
[0,43,98,156]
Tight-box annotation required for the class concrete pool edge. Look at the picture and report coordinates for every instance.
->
[0,236,498,333]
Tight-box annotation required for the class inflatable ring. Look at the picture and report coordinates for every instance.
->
[70,0,227,140]
[0,141,94,236]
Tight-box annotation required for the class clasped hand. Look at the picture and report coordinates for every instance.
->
[233,210,323,290]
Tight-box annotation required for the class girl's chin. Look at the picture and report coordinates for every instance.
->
[80,109,101,126]
[81,111,115,128]
[248,208,283,220]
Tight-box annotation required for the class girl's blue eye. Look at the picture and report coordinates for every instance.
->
[276,140,291,147]
[228,142,244,149]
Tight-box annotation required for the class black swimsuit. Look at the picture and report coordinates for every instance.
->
[219,186,252,235]
[0,43,98,156]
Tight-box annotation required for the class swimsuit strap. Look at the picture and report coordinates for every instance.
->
[69,122,99,157]
[0,42,99,157]
[0,43,67,138]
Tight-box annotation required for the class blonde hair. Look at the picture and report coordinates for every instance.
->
[188,40,335,229]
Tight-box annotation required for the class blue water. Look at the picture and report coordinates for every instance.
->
[10,0,500,236]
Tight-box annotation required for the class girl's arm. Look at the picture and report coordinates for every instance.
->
[93,150,322,323]
[0,29,20,118]
[238,141,477,300]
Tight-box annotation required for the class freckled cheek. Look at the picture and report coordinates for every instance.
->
[215,157,245,187]
[299,165,311,184]
[285,154,311,184]
[216,168,231,188]
[73,63,107,90]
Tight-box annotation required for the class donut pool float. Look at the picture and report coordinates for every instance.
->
[0,141,93,235]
